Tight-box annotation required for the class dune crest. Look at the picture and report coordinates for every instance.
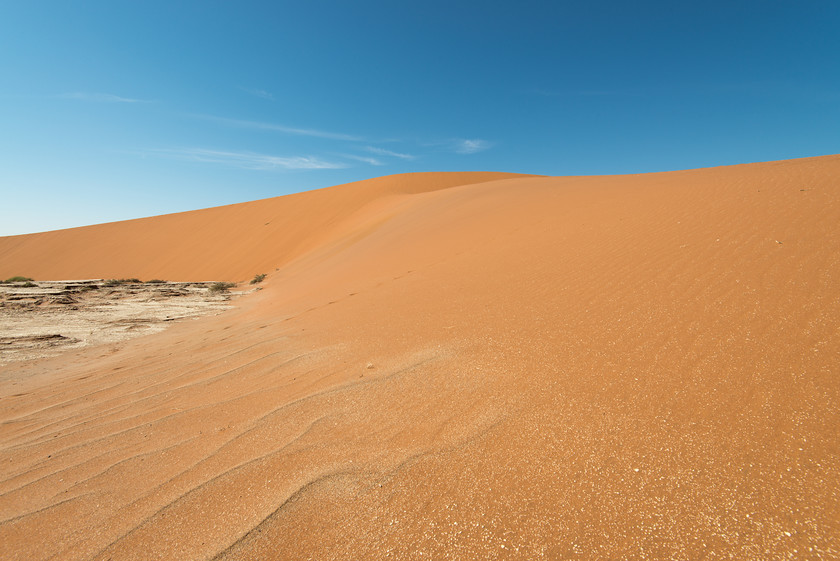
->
[0,172,532,282]
[1,156,838,560]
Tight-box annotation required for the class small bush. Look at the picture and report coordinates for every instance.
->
[104,278,142,287]
[209,281,236,293]
[146,279,166,284]
[250,273,267,285]
[4,276,33,283]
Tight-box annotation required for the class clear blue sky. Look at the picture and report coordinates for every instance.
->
[1,1,838,235]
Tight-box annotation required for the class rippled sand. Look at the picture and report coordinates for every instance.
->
[1,159,838,559]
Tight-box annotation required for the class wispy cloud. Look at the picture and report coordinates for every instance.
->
[453,139,492,154]
[341,154,384,166]
[195,114,362,141]
[364,146,415,160]
[239,87,275,100]
[58,92,150,103]
[144,148,346,170]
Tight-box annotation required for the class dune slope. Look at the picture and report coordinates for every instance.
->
[0,172,530,282]
[0,157,838,560]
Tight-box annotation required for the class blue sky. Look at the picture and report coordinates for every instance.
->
[1,1,838,235]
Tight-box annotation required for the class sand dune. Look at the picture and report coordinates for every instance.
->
[0,172,531,282]
[1,157,838,559]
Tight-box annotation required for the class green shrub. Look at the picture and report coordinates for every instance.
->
[3,276,33,283]
[146,279,166,284]
[250,273,267,285]
[209,281,236,293]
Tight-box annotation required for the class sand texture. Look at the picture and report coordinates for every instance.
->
[0,159,838,559]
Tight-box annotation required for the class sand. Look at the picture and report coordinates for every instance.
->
[0,158,838,559]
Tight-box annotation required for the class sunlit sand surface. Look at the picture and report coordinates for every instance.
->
[1,159,838,559]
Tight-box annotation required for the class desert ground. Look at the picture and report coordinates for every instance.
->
[0,279,239,366]
[0,158,837,559]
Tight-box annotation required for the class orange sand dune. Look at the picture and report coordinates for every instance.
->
[0,172,532,282]
[1,157,838,560]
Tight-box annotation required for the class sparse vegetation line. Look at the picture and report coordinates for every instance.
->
[104,278,142,287]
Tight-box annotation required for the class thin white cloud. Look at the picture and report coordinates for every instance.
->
[58,92,150,103]
[195,114,362,141]
[454,139,492,154]
[145,148,346,170]
[364,146,415,160]
[240,87,275,100]
[341,154,384,166]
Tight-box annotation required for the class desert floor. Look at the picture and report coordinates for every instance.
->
[0,280,237,366]
[0,159,838,559]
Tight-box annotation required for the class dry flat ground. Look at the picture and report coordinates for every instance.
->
[0,280,236,366]
[0,159,838,560]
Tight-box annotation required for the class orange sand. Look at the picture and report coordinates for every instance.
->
[1,157,838,559]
